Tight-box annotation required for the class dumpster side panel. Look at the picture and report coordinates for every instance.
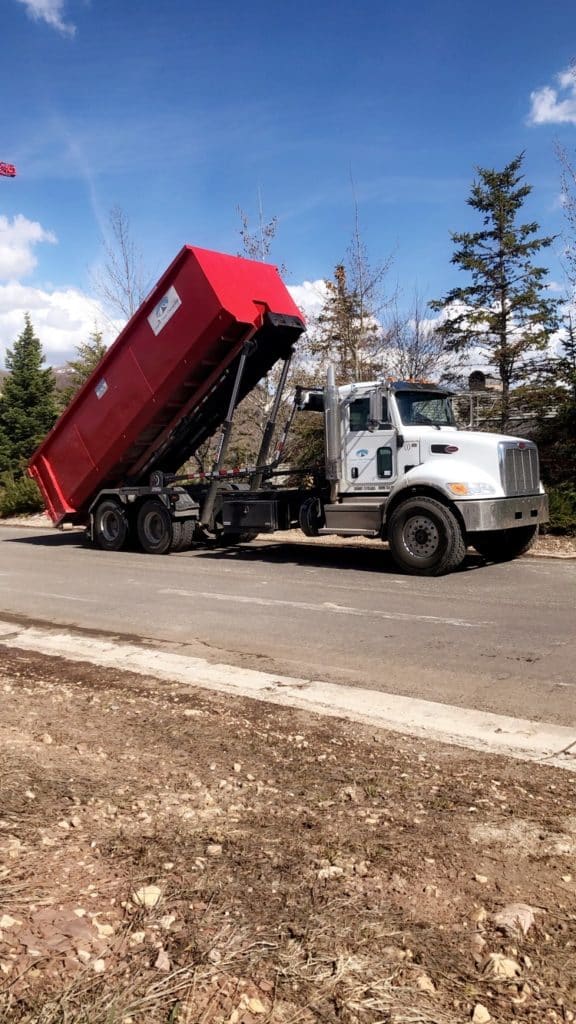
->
[29,247,304,525]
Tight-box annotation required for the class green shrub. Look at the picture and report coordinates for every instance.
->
[545,483,576,536]
[0,472,45,518]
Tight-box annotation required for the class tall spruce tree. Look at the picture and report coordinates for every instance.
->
[310,261,387,383]
[0,315,57,472]
[60,329,107,408]
[432,154,558,428]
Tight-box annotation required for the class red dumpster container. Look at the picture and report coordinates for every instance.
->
[29,246,304,525]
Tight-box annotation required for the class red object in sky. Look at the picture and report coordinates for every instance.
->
[28,245,305,525]
[0,162,16,177]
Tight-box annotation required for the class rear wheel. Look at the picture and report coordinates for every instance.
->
[472,524,538,562]
[93,499,129,552]
[387,496,466,576]
[171,519,195,552]
[137,500,174,555]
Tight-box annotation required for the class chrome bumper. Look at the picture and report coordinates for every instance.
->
[454,494,549,533]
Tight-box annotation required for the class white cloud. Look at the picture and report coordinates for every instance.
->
[15,0,75,36]
[287,279,329,322]
[0,214,57,281]
[528,67,576,125]
[0,282,122,367]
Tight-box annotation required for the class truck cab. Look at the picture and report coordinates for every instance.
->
[315,375,548,574]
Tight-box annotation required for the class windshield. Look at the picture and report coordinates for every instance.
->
[395,391,456,427]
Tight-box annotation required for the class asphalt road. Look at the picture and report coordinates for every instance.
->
[0,524,575,725]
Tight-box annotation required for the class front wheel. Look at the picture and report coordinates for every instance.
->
[136,500,174,555]
[472,524,538,562]
[387,496,466,576]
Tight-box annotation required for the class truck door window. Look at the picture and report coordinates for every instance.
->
[349,398,370,431]
[349,397,390,431]
[377,447,393,478]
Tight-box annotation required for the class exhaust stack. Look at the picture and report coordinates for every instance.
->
[324,365,341,501]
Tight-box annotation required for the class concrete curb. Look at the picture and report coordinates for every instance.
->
[1,618,575,773]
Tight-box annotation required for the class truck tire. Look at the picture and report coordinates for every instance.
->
[93,498,130,552]
[137,500,174,555]
[472,524,538,562]
[387,496,466,576]
[299,496,324,537]
[171,519,195,552]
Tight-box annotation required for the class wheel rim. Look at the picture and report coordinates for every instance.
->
[101,509,122,544]
[402,514,440,559]
[143,511,166,546]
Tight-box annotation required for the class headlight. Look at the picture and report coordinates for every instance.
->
[447,482,496,496]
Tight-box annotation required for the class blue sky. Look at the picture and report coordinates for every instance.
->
[1,0,576,365]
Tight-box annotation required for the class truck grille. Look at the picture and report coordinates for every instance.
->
[498,442,539,496]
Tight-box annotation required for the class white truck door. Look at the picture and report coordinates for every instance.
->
[342,394,397,494]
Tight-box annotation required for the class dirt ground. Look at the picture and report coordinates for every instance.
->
[1,648,576,1023]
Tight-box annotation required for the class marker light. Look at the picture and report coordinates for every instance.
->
[447,482,496,496]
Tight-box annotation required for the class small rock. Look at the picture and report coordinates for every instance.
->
[472,1005,491,1024]
[159,914,176,930]
[24,790,36,800]
[317,865,344,880]
[95,922,115,938]
[233,762,242,772]
[206,843,222,858]
[92,958,106,973]
[416,973,436,994]
[163,862,175,871]
[474,873,489,884]
[154,947,170,972]
[77,949,91,963]
[42,733,53,745]
[247,997,266,1014]
[0,915,18,930]
[132,885,162,909]
[381,945,407,962]
[492,902,539,936]
[483,952,522,980]
[562,874,572,883]
[471,907,488,926]
[128,931,146,946]
[208,948,221,964]
[57,819,71,830]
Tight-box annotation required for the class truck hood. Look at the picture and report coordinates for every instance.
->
[395,427,540,500]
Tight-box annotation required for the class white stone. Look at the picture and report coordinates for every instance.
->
[132,885,162,909]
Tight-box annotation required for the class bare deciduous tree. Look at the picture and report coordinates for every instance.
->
[93,206,149,321]
[382,293,458,382]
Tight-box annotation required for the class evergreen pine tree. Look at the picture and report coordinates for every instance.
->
[432,154,559,428]
[310,263,383,384]
[60,329,107,407]
[0,315,57,472]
